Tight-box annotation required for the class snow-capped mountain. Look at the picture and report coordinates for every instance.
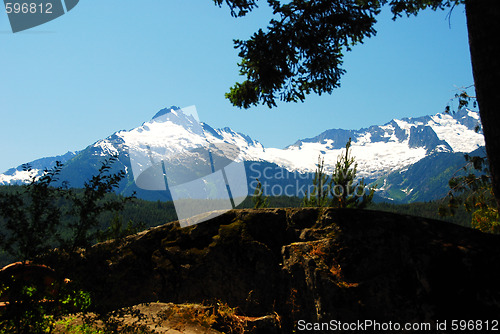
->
[255,108,483,180]
[0,151,78,185]
[0,106,484,203]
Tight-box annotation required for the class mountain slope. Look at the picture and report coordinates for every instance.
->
[0,107,484,203]
[375,147,487,203]
[0,151,78,185]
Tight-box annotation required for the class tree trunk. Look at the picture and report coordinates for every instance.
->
[465,0,500,208]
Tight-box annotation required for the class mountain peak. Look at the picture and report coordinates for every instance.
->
[152,106,180,120]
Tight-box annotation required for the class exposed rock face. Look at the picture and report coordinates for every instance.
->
[44,208,500,332]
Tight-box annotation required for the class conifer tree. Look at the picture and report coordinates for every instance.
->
[252,178,269,208]
[330,139,375,209]
[303,155,329,207]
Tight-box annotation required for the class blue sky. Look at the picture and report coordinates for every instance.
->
[0,0,473,173]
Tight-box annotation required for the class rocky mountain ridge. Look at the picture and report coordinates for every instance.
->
[0,106,484,203]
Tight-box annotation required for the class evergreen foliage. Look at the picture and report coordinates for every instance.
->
[371,201,471,227]
[302,156,329,207]
[218,0,464,108]
[96,214,146,242]
[440,153,499,233]
[302,139,375,208]
[252,178,269,208]
[445,85,478,115]
[440,86,498,233]
[329,139,375,208]
[238,194,303,209]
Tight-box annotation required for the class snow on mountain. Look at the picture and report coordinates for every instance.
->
[109,106,432,180]
[254,108,484,180]
[0,151,78,185]
[118,107,209,161]
[0,106,484,202]
[0,169,40,185]
[427,109,484,152]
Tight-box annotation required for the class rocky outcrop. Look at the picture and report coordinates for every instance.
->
[43,208,500,333]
